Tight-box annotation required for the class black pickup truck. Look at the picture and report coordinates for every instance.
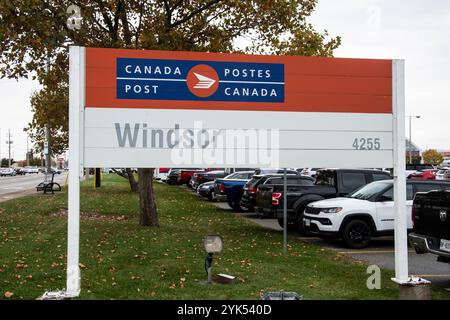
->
[255,169,392,233]
[409,190,450,265]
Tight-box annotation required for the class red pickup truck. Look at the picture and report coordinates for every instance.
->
[178,169,206,186]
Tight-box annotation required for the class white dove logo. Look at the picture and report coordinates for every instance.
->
[187,64,219,98]
[193,72,216,89]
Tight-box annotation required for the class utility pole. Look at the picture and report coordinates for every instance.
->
[407,115,421,164]
[26,136,30,167]
[6,129,13,167]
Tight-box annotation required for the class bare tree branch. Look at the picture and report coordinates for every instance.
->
[117,0,132,46]
[170,0,222,29]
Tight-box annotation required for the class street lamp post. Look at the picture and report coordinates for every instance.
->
[6,129,13,168]
[407,115,421,164]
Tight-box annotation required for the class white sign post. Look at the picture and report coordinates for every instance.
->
[392,60,408,283]
[391,61,429,290]
[66,46,85,297]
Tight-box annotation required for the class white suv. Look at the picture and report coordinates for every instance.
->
[303,180,450,248]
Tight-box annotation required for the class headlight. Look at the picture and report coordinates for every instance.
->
[320,207,343,214]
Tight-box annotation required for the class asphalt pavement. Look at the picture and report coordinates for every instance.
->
[0,172,68,202]
[197,191,450,288]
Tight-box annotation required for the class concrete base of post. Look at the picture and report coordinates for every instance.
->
[392,276,431,300]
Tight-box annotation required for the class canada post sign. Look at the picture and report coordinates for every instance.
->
[116,58,284,103]
[81,47,396,168]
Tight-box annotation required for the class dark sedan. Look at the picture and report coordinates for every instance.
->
[196,181,216,201]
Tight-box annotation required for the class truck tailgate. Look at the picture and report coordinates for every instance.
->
[414,191,450,240]
[256,185,274,209]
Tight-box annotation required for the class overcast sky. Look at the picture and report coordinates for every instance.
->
[0,0,449,160]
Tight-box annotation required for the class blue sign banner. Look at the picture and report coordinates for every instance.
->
[116,58,284,103]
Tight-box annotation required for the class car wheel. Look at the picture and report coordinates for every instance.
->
[232,196,248,212]
[207,191,214,201]
[342,219,372,249]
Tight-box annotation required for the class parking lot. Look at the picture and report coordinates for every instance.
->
[0,172,67,202]
[188,188,450,289]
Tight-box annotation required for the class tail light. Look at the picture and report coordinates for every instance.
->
[198,175,203,183]
[220,183,225,193]
[272,192,283,205]
[248,188,257,194]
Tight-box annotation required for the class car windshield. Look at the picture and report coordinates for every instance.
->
[348,181,390,200]
[224,172,243,179]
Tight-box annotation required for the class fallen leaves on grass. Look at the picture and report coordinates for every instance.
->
[50,209,128,222]
[4,291,13,298]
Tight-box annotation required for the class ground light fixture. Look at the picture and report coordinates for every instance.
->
[203,235,223,284]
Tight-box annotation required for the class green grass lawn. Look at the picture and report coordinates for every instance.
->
[0,175,449,300]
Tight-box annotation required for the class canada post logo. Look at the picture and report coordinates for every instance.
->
[116,58,284,103]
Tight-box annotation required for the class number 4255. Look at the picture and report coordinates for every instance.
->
[352,138,381,150]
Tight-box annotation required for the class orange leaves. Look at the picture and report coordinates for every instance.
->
[3,291,13,298]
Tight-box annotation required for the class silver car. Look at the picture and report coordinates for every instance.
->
[0,168,16,176]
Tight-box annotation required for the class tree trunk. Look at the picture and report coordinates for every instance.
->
[126,168,138,192]
[138,168,159,227]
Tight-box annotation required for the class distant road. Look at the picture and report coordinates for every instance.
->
[0,172,67,202]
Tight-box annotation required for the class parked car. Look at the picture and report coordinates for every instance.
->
[436,168,449,181]
[255,168,392,233]
[178,168,207,186]
[240,174,314,212]
[154,168,170,181]
[409,169,438,180]
[406,164,435,178]
[0,167,16,176]
[191,170,228,190]
[196,181,217,201]
[213,171,257,210]
[23,166,40,174]
[303,180,450,248]
[14,167,26,175]
[409,189,450,265]
[166,168,182,185]
[436,169,450,181]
